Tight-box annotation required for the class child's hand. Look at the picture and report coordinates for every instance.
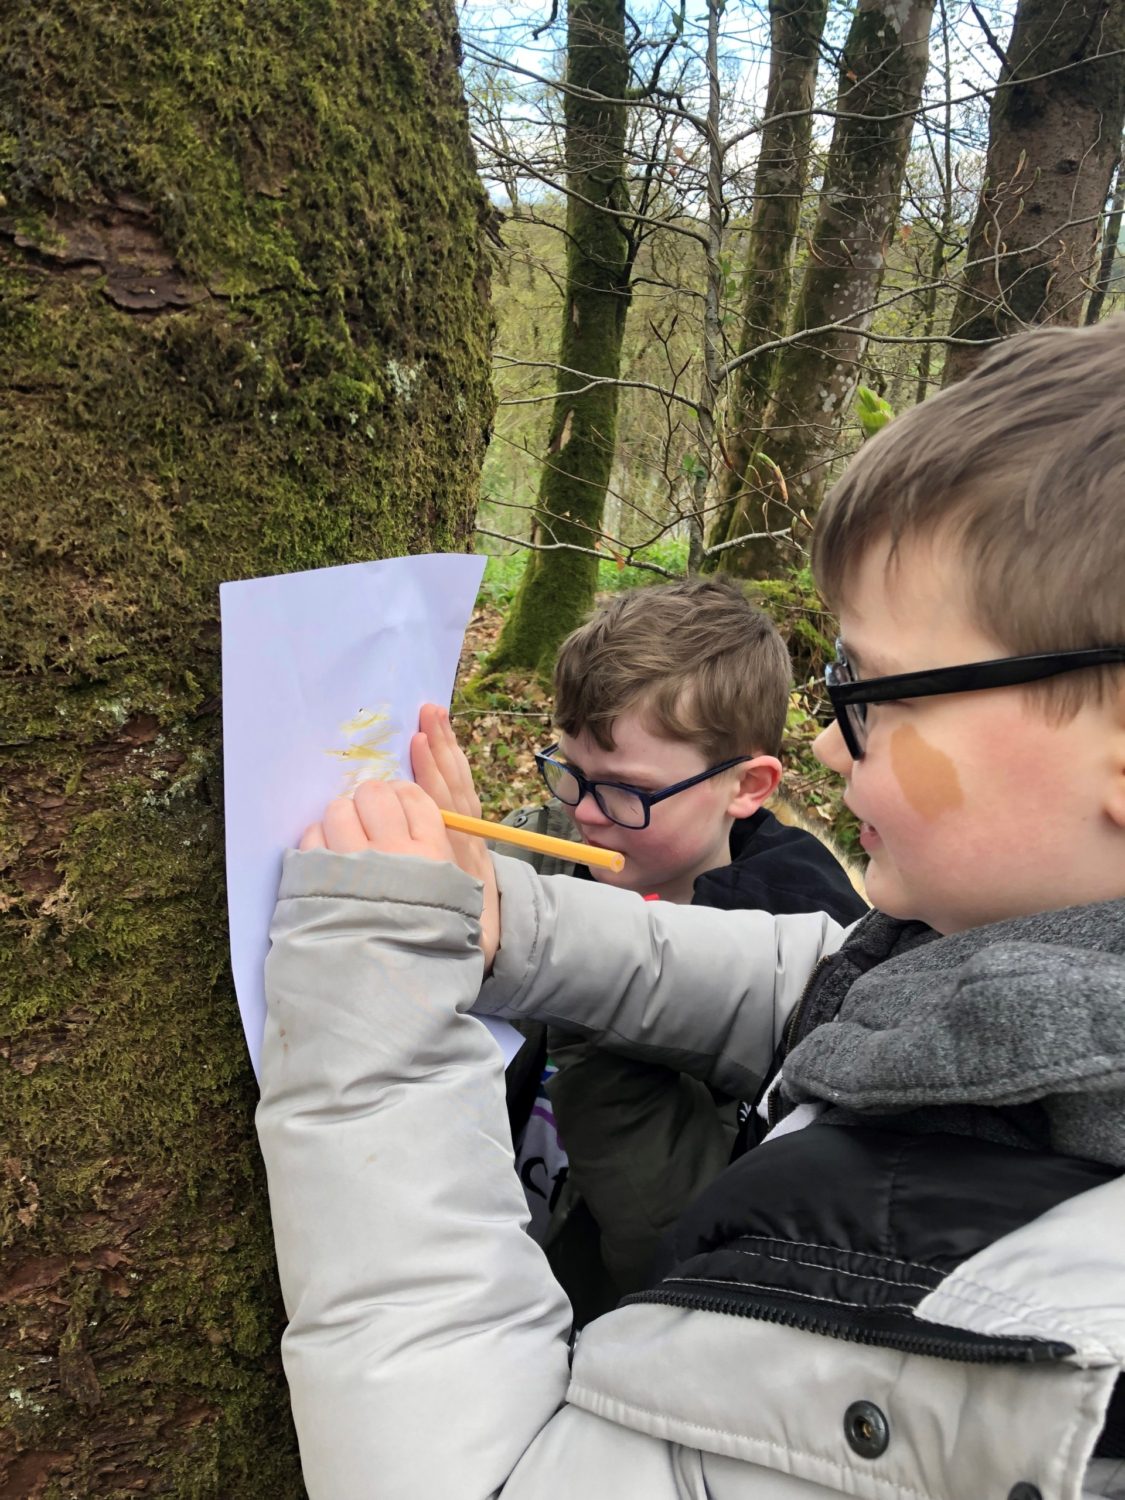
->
[299,779,456,862]
[412,703,500,971]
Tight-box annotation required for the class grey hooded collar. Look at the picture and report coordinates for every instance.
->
[782,899,1125,1168]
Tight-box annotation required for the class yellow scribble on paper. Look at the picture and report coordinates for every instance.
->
[339,707,387,734]
[326,705,399,791]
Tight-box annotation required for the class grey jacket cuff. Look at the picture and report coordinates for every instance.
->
[276,844,484,915]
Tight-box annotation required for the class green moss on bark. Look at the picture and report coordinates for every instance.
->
[0,1,493,1492]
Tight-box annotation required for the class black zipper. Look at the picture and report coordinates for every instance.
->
[621,1279,1074,1366]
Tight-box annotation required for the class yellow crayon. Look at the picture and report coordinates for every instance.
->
[440,809,625,873]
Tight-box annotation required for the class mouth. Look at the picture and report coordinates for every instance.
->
[857,820,881,851]
[846,802,879,849]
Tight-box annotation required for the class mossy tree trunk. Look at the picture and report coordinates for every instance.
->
[707,0,829,556]
[0,2,492,1494]
[715,0,935,578]
[483,0,630,681]
[943,0,1125,384]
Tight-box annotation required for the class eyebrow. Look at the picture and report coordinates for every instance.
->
[843,641,900,678]
[557,751,657,787]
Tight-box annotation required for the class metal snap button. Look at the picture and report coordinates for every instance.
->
[1007,1487,1042,1500]
[843,1399,889,1458]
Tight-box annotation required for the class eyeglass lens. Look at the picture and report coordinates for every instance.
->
[541,760,647,828]
[845,701,867,756]
[829,646,868,758]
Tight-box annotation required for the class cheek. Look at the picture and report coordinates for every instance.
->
[640,805,701,854]
[888,724,964,821]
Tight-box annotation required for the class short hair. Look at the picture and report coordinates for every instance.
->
[553,577,792,760]
[812,317,1125,714]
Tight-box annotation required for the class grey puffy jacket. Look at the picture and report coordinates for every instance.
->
[256,850,1125,1500]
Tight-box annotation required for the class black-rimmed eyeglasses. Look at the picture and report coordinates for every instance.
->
[534,743,750,829]
[825,638,1125,760]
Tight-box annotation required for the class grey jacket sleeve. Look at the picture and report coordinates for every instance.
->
[478,855,846,1100]
[256,848,572,1500]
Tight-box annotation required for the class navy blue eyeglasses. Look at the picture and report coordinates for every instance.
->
[825,638,1125,760]
[534,744,750,830]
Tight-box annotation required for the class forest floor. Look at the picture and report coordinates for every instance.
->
[453,599,554,819]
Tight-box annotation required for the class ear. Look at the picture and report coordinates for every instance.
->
[1106,687,1125,831]
[726,755,783,819]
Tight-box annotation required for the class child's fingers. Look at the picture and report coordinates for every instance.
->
[299,822,326,851]
[419,704,481,816]
[352,780,410,847]
[323,794,377,853]
[410,729,454,808]
[415,738,485,870]
[396,781,455,857]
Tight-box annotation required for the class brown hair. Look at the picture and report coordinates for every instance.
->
[812,317,1125,713]
[553,576,792,759]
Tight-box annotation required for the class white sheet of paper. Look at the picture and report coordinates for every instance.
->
[220,553,519,1078]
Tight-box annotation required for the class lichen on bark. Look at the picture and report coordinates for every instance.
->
[0,1,493,1492]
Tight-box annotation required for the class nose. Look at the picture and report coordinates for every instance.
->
[572,790,611,827]
[813,719,853,775]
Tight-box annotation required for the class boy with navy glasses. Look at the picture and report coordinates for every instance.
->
[494,579,865,1310]
[257,319,1125,1500]
[499,577,862,917]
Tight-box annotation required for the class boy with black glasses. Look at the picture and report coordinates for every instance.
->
[258,319,1125,1500]
[500,578,862,918]
[497,579,865,1304]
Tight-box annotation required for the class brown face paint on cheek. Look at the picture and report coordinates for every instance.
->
[889,724,964,818]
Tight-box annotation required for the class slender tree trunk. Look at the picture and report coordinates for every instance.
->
[1084,136,1125,325]
[707,0,829,555]
[942,0,1125,385]
[0,2,492,1493]
[719,0,936,578]
[915,0,956,404]
[686,0,729,574]
[484,0,630,679]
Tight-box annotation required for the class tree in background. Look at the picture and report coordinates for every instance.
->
[942,0,1125,384]
[466,0,1125,636]
[707,0,829,554]
[482,0,632,678]
[470,0,834,660]
[1086,135,1125,325]
[712,0,936,576]
[0,1,492,1490]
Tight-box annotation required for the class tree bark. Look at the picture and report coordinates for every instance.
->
[718,0,936,577]
[942,0,1125,385]
[0,2,492,1493]
[707,0,830,556]
[483,0,631,680]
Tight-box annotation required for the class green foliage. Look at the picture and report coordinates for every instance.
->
[855,384,895,438]
[475,532,690,617]
[599,533,689,589]
[477,551,528,608]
